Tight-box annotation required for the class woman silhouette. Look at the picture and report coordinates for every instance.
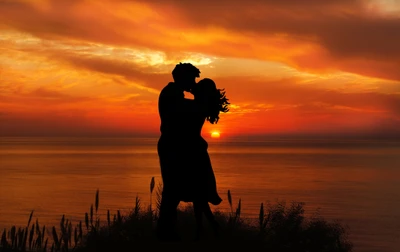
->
[183,78,229,239]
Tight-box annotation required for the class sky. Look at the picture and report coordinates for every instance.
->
[1,0,400,138]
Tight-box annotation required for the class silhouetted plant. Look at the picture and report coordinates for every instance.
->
[107,210,110,228]
[0,177,353,252]
[155,182,163,217]
[227,190,233,213]
[227,190,242,228]
[133,196,141,219]
[149,177,155,213]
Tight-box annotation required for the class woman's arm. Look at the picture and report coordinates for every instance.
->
[183,98,203,116]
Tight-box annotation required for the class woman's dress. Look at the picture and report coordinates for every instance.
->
[178,100,222,205]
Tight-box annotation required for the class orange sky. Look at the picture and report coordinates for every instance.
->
[1,0,400,138]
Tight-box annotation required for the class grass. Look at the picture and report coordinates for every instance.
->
[1,177,353,252]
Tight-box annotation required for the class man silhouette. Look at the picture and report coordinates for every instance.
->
[156,62,200,241]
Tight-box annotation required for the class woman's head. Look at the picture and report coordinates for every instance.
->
[194,78,229,124]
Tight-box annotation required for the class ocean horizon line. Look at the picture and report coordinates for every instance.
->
[1,134,400,141]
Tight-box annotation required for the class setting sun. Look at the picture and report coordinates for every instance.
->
[211,131,221,138]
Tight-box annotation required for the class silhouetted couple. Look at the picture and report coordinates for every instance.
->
[156,63,229,241]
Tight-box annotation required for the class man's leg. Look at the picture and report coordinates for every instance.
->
[156,189,180,241]
[157,142,181,241]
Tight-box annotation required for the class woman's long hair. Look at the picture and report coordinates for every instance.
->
[195,78,230,124]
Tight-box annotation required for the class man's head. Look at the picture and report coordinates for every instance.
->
[172,62,200,92]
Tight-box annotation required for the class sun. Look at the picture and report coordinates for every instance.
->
[211,131,220,138]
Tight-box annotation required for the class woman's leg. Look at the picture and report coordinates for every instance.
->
[202,202,220,238]
[193,201,204,240]
[194,201,220,239]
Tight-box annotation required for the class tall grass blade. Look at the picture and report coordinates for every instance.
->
[68,222,72,247]
[29,223,35,250]
[10,226,16,248]
[74,227,78,248]
[41,226,45,244]
[52,227,59,250]
[79,221,83,240]
[134,196,141,217]
[236,198,242,219]
[35,232,42,249]
[36,219,40,235]
[117,210,122,223]
[60,216,66,239]
[107,210,110,227]
[17,227,23,250]
[149,177,155,212]
[27,210,34,228]
[43,238,48,252]
[60,214,65,231]
[155,182,163,215]
[15,228,19,249]
[95,189,99,213]
[228,190,233,214]
[90,204,94,227]
[1,228,7,248]
[85,213,89,230]
[150,177,155,194]
[22,227,28,251]
[259,203,264,231]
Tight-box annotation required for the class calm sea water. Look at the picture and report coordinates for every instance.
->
[1,137,399,251]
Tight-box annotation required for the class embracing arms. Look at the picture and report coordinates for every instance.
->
[158,84,199,135]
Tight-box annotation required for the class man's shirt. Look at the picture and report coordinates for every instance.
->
[158,82,188,137]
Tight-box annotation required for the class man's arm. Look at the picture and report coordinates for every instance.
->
[158,84,186,134]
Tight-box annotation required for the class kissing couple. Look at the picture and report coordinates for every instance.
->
[156,62,230,241]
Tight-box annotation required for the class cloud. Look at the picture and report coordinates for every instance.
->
[30,87,76,99]
[144,0,400,80]
[0,110,157,137]
[1,0,400,137]
[200,76,400,136]
[213,76,400,115]
[1,0,399,80]
[2,73,400,137]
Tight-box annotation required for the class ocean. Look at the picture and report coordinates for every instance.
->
[0,137,399,251]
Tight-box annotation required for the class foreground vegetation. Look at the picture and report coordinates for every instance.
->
[1,178,353,252]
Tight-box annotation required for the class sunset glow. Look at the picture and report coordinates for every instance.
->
[211,132,221,139]
[1,0,400,138]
